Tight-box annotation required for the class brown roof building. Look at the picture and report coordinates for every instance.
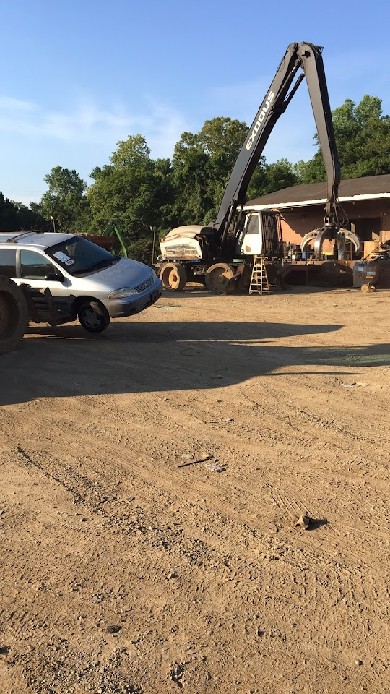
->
[245,173,390,256]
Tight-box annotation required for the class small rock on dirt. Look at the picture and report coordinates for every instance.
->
[106,624,121,634]
[293,513,310,530]
[204,462,226,473]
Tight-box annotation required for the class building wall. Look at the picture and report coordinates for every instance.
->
[276,198,390,254]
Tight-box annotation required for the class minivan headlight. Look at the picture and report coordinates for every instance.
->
[108,287,138,299]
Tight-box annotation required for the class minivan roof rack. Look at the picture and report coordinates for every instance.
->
[3,231,37,243]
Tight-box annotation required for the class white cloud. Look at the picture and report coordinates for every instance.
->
[137,98,188,158]
[0,96,37,112]
[0,93,190,203]
[0,93,188,159]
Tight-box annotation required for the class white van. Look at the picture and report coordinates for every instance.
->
[0,232,162,332]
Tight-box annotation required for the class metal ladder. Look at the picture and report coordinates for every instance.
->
[249,255,270,295]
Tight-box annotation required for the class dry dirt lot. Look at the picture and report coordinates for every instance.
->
[1,285,389,694]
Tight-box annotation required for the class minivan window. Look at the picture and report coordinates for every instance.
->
[46,237,118,277]
[0,248,17,277]
[20,250,57,280]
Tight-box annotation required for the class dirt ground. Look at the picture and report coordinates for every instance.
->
[1,284,389,694]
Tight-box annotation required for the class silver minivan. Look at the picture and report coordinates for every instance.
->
[0,231,162,332]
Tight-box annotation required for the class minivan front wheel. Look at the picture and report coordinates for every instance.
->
[78,300,110,333]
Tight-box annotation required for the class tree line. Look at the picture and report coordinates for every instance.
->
[1,95,389,261]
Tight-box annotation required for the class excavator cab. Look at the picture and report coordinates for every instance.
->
[237,210,283,258]
[238,212,264,255]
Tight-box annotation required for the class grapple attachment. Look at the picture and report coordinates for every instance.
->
[300,225,360,260]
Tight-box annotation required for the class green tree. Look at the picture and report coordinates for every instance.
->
[171,118,299,224]
[171,133,212,224]
[297,95,390,182]
[39,166,90,232]
[248,158,299,198]
[0,193,45,232]
[87,135,174,262]
[171,117,249,225]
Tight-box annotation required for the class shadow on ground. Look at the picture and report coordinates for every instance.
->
[1,318,389,405]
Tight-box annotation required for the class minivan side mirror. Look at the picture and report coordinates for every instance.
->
[45,272,64,282]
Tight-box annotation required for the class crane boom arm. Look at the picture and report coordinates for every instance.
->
[215,42,341,241]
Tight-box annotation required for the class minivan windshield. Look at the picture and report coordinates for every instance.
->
[46,236,119,277]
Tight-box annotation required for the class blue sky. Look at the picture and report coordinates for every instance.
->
[1,0,389,206]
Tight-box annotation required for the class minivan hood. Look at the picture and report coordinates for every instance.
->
[83,257,152,288]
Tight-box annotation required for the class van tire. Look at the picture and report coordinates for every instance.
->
[78,300,110,333]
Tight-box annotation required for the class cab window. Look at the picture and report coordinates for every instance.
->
[246,215,260,234]
[0,248,17,277]
[20,250,57,279]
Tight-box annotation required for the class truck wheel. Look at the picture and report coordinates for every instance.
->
[205,263,235,294]
[160,263,187,291]
[235,265,252,293]
[78,300,110,333]
[0,277,29,353]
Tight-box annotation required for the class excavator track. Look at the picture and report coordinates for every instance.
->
[0,276,29,354]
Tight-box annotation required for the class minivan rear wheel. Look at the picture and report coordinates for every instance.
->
[78,300,110,333]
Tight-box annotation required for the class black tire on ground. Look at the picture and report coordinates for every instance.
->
[0,277,29,354]
[77,300,110,333]
[160,263,187,291]
[234,265,253,293]
[205,263,235,294]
